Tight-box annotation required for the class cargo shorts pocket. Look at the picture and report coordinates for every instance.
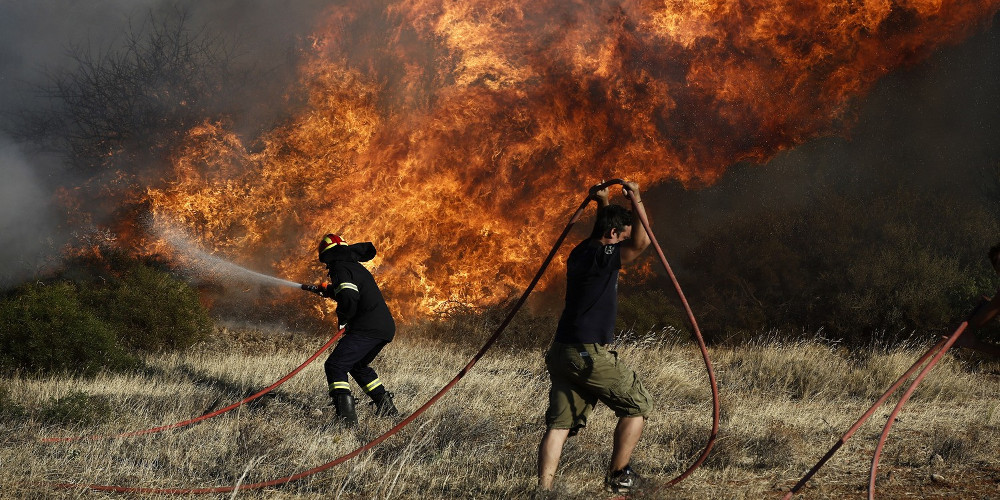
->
[607,372,650,417]
[563,349,594,377]
[598,349,650,417]
[546,345,591,376]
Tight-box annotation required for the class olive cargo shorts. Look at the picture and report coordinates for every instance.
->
[544,342,651,432]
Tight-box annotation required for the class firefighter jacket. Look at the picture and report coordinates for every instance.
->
[321,242,396,341]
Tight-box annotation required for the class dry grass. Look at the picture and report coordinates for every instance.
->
[3,327,1000,499]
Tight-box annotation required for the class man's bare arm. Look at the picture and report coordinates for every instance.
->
[621,181,650,265]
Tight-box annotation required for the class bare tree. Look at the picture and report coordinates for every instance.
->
[12,7,252,178]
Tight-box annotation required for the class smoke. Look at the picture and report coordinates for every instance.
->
[0,135,63,288]
[646,11,1000,250]
[0,1,329,112]
[0,0,332,287]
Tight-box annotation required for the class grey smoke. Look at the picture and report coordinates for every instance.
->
[0,1,331,290]
[646,15,1000,257]
[0,135,62,288]
[0,1,330,112]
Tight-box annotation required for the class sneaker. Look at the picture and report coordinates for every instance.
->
[605,464,640,493]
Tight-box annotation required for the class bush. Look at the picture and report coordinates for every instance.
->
[616,288,687,336]
[0,281,131,376]
[37,390,112,427]
[680,188,998,345]
[414,289,686,352]
[78,255,212,351]
[409,299,558,352]
[0,386,26,422]
[0,250,213,375]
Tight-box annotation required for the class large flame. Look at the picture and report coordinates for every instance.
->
[145,0,999,321]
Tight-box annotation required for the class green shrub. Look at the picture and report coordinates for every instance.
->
[79,258,212,351]
[0,250,212,375]
[0,386,26,422]
[37,390,112,427]
[0,281,131,376]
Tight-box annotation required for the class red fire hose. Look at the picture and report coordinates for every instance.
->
[53,180,718,494]
[619,180,720,485]
[41,328,344,442]
[867,321,968,499]
[782,320,969,499]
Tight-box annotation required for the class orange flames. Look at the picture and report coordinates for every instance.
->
[145,0,999,321]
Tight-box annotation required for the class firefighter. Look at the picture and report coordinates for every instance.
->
[316,233,398,425]
[537,181,652,494]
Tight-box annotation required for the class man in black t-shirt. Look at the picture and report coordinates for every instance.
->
[537,182,652,494]
[317,233,398,426]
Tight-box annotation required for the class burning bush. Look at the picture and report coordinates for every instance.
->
[7,1,1000,339]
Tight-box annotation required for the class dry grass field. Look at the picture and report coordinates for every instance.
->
[3,326,1000,499]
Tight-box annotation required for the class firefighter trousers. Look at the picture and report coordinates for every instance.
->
[324,333,389,398]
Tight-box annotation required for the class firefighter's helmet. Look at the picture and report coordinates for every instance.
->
[318,233,348,259]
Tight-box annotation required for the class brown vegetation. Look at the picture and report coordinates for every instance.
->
[3,326,1000,499]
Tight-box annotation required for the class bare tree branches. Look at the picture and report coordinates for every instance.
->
[14,7,252,178]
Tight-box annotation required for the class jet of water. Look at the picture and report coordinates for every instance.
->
[152,217,301,289]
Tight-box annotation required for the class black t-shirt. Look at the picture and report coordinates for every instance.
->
[553,239,622,345]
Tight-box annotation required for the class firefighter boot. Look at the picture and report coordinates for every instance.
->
[332,393,358,426]
[370,392,399,417]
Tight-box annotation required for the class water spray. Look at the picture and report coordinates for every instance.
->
[151,216,304,290]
